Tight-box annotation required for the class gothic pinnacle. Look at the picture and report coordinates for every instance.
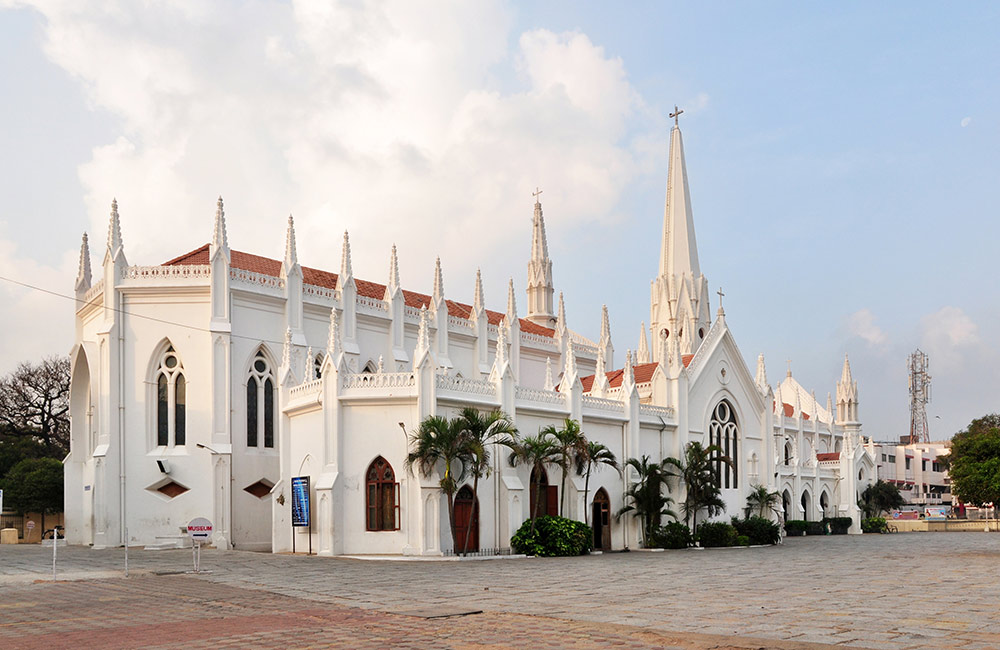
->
[340,231,353,280]
[284,214,298,268]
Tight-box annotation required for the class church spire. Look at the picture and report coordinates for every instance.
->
[75,232,92,296]
[836,354,859,423]
[526,189,555,327]
[658,119,700,279]
[637,322,649,364]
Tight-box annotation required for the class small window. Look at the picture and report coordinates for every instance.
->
[888,454,896,463]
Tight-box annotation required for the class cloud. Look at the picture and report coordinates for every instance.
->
[961,117,971,127]
[919,306,980,368]
[6,0,656,309]
[846,308,888,347]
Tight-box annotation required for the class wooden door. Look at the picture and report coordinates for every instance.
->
[592,488,611,550]
[529,467,549,518]
[454,486,479,553]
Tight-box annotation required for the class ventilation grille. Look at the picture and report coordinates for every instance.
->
[244,479,274,499]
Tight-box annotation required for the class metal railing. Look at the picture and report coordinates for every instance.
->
[442,546,513,558]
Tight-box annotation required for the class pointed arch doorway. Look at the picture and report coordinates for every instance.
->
[592,488,611,550]
[454,485,479,553]
[529,467,558,518]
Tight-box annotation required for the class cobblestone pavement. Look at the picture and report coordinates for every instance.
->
[2,532,999,649]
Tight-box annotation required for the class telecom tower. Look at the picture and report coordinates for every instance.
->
[907,349,931,445]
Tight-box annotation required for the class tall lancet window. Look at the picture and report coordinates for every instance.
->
[709,400,738,489]
[155,346,186,446]
[247,351,275,449]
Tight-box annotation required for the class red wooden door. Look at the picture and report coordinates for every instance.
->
[546,485,559,517]
[454,486,479,553]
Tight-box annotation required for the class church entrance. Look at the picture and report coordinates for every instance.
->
[529,467,558,518]
[454,485,479,553]
[592,488,611,550]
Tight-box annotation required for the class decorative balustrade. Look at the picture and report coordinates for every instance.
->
[288,378,323,401]
[520,331,558,349]
[341,371,415,390]
[80,279,105,307]
[573,343,599,358]
[404,305,423,322]
[487,324,499,337]
[447,315,475,331]
[303,284,339,303]
[582,395,625,413]
[123,264,212,281]
[639,404,675,419]
[356,294,389,314]
[514,385,565,406]
[231,268,285,291]
[435,374,496,397]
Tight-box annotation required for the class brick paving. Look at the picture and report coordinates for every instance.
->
[2,532,999,648]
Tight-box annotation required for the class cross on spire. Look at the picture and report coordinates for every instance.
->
[669,105,684,126]
[532,187,543,203]
[717,286,725,310]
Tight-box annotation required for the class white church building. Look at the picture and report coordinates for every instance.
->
[65,120,876,554]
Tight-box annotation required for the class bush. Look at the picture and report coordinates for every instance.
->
[731,516,781,545]
[784,520,808,536]
[697,522,738,547]
[824,517,853,534]
[735,535,751,546]
[510,516,593,557]
[806,521,828,535]
[862,516,888,534]
[648,521,692,549]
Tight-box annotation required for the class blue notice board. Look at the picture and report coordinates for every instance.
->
[291,476,310,527]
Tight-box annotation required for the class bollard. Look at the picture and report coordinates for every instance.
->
[52,526,57,582]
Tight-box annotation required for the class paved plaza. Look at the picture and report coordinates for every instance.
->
[2,532,999,649]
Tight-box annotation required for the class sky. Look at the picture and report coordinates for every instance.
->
[1,1,998,441]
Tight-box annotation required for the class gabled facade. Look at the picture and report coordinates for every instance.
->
[65,120,875,554]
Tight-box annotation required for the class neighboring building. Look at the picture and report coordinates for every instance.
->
[64,120,875,554]
[872,440,953,507]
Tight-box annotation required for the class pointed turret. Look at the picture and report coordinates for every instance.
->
[659,123,699,279]
[211,196,229,255]
[431,257,452,368]
[598,305,613,369]
[755,353,768,391]
[544,357,555,391]
[472,269,485,315]
[432,257,444,307]
[414,305,430,359]
[562,342,578,389]
[327,307,341,358]
[621,349,635,395]
[283,214,298,270]
[836,355,859,423]
[506,278,517,324]
[340,231,354,283]
[386,244,401,296]
[592,346,608,397]
[75,233,92,298]
[637,322,649,364]
[555,292,567,335]
[107,198,124,259]
[526,191,555,327]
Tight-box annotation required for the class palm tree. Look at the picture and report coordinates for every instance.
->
[577,441,620,526]
[543,418,587,517]
[505,432,561,534]
[616,455,678,546]
[456,407,517,555]
[746,484,782,519]
[664,441,732,534]
[405,415,469,552]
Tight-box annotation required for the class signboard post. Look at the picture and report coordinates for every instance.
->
[291,476,311,555]
[186,517,213,573]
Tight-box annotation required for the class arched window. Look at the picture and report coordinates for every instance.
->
[247,351,275,448]
[800,491,811,522]
[784,441,793,466]
[155,346,186,446]
[366,456,399,531]
[313,354,324,379]
[709,400,738,489]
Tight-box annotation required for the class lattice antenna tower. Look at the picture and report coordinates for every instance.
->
[907,349,931,445]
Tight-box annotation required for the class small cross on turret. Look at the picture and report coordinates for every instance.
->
[532,187,543,204]
[669,105,684,126]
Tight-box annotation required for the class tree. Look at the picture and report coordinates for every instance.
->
[947,414,1000,509]
[665,441,731,534]
[406,415,469,552]
[543,418,587,516]
[0,356,71,454]
[745,484,782,519]
[577,440,620,526]
[505,432,561,534]
[1,457,64,532]
[616,455,677,546]
[456,407,517,555]
[857,479,905,518]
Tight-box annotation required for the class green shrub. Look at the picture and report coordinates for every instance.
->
[697,522,738,547]
[731,516,781,545]
[784,520,808,536]
[824,517,853,534]
[510,515,593,557]
[648,521,692,549]
[861,516,888,534]
[735,535,751,546]
[806,521,828,535]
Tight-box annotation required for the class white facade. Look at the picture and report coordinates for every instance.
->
[65,122,876,554]
[872,440,953,507]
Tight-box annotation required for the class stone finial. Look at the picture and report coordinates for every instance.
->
[562,341,578,387]
[340,230,353,281]
[592,346,608,396]
[284,214,298,268]
[637,322,649,364]
[75,232,92,293]
[432,257,444,306]
[774,384,783,416]
[599,305,611,346]
[472,268,485,314]
[495,319,510,369]
[388,244,400,290]
[826,392,833,417]
[107,198,123,254]
[377,355,385,373]
[755,353,768,390]
[327,307,341,357]
[544,357,554,391]
[416,304,430,353]
[622,349,635,394]
[212,196,228,251]
[506,278,517,323]
[282,327,292,368]
[556,292,567,333]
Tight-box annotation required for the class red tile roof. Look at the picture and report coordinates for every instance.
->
[816,452,840,462]
[580,361,661,393]
[164,244,556,337]
[774,402,810,420]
